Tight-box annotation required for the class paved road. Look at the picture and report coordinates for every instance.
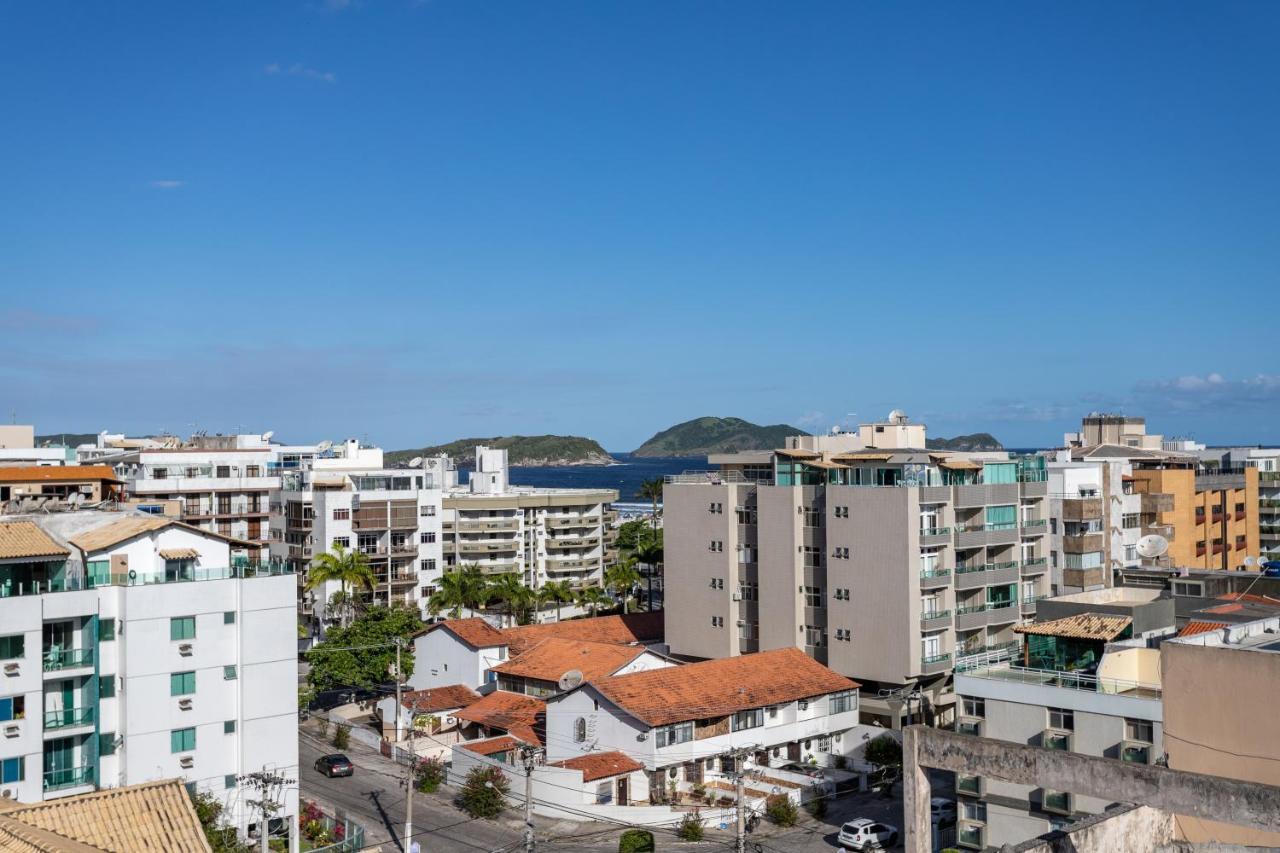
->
[299,723,931,853]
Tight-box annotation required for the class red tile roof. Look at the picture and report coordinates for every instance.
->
[399,684,481,713]
[550,751,644,782]
[502,611,663,656]
[1202,603,1244,615]
[1217,592,1280,606]
[453,691,545,745]
[460,736,519,757]
[1178,621,1227,638]
[427,617,506,649]
[490,639,649,684]
[0,465,120,482]
[590,647,859,728]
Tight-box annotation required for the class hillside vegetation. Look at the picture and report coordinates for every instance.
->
[926,432,1004,451]
[386,435,615,467]
[632,417,806,457]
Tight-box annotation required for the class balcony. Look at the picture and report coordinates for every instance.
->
[955,605,991,632]
[43,648,93,673]
[1021,557,1048,575]
[44,707,94,731]
[546,535,600,550]
[954,523,1020,549]
[919,652,951,675]
[919,569,951,588]
[954,562,1019,590]
[1061,497,1102,521]
[1020,595,1045,615]
[919,526,951,546]
[545,516,601,530]
[457,519,520,533]
[953,483,1020,508]
[1063,532,1104,553]
[43,765,93,792]
[1020,519,1047,536]
[1020,479,1049,498]
[920,610,952,630]
[1142,523,1174,540]
[457,541,520,556]
[986,601,1019,624]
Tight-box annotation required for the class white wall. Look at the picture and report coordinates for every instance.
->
[408,630,507,692]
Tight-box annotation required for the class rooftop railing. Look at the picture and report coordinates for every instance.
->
[957,662,1161,697]
[1,562,292,599]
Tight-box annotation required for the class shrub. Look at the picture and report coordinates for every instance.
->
[618,829,655,853]
[833,755,848,770]
[416,756,446,793]
[766,794,799,827]
[677,810,704,842]
[332,725,350,750]
[806,796,827,819]
[459,765,509,818]
[691,783,707,802]
[864,734,902,769]
[317,718,329,738]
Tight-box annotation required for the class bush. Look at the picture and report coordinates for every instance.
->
[316,717,329,738]
[864,734,902,769]
[459,765,509,818]
[332,725,350,750]
[805,796,828,819]
[416,756,446,793]
[766,794,799,827]
[833,755,848,770]
[619,829,655,853]
[691,783,707,802]
[677,810,704,842]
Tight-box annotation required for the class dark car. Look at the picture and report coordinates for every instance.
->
[314,754,354,778]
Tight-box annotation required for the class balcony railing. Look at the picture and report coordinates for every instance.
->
[44,707,94,729]
[44,765,93,791]
[920,609,951,625]
[958,663,1161,697]
[919,568,951,580]
[43,649,93,672]
[921,652,951,665]
[4,562,294,600]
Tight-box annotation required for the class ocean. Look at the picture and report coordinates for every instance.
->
[460,453,697,501]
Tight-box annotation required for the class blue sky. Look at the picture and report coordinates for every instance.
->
[3,2,1279,450]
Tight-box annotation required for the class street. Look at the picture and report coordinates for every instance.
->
[299,722,926,853]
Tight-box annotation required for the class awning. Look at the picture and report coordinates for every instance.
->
[311,475,348,487]
[801,459,847,470]
[831,452,893,462]
[937,459,981,471]
[159,548,199,560]
[1014,613,1132,642]
[775,448,821,459]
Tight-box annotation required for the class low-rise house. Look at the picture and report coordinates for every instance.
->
[490,638,674,698]
[0,466,123,505]
[453,690,546,746]
[375,684,480,739]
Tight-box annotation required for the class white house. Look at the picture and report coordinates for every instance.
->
[375,683,480,740]
[0,510,298,847]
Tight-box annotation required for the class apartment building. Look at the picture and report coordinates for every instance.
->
[664,412,1051,729]
[0,466,123,505]
[442,447,619,591]
[269,440,446,625]
[0,510,298,845]
[1195,447,1280,562]
[1065,414,1164,451]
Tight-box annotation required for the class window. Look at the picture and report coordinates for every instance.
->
[800,545,821,568]
[420,505,436,517]
[962,696,985,718]
[711,616,724,628]
[1048,707,1074,731]
[802,586,823,608]
[731,708,763,731]
[835,628,851,642]
[833,506,849,519]
[738,583,758,601]
[170,617,196,641]
[1235,502,1245,513]
[1122,513,1140,529]
[708,502,723,514]
[1,757,24,783]
[830,690,856,714]
[100,677,116,699]
[225,774,237,790]
[171,671,196,696]
[171,727,196,753]
[831,546,849,559]
[709,540,723,552]
[738,621,758,640]
[1124,545,1137,561]
[574,717,587,742]
[332,536,350,549]
[1125,718,1153,743]
[224,665,238,680]
[655,721,693,748]
[801,508,822,527]
[333,508,350,520]
[152,467,168,479]
[420,532,437,544]
[709,578,724,590]
[99,619,116,641]
[0,696,24,721]
[735,507,757,525]
[804,625,825,647]
[224,720,237,734]
[0,635,24,660]
[99,733,116,756]
[223,610,236,625]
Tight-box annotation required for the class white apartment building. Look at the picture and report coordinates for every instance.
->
[1047,453,1146,593]
[0,510,298,845]
[443,447,618,591]
[270,440,446,626]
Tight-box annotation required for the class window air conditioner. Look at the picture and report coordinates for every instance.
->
[731,592,741,601]
[178,644,193,656]
[179,756,194,769]
[3,663,18,675]
[3,724,18,738]
[178,698,193,710]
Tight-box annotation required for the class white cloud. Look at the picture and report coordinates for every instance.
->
[264,62,336,83]
[149,180,184,190]
[1134,373,1280,414]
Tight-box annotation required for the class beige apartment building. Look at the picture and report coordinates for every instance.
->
[664,413,1050,728]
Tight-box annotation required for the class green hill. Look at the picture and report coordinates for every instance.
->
[386,435,615,468]
[632,417,806,457]
[926,432,1003,451]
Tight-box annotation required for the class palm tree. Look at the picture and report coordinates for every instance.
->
[637,478,664,531]
[488,573,536,626]
[428,565,489,618]
[575,585,612,616]
[307,545,376,628]
[634,538,664,611]
[604,560,642,614]
[539,580,575,621]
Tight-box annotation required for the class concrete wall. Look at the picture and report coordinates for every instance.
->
[757,485,805,654]
[407,629,506,692]
[662,483,740,660]
[1010,804,1175,853]
[0,425,35,449]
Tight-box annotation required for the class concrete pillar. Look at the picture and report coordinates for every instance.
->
[902,726,932,853]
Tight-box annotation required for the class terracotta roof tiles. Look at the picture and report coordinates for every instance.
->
[0,465,120,483]
[460,736,520,757]
[590,647,858,728]
[0,521,70,560]
[399,684,482,713]
[550,751,644,782]
[453,691,545,745]
[502,612,663,656]
[1014,613,1132,642]
[490,638,649,683]
[431,617,506,649]
[1178,621,1227,638]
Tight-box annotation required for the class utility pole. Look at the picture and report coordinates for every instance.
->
[403,696,416,853]
[734,763,746,853]
[394,640,403,741]
[241,768,294,853]
[520,745,540,853]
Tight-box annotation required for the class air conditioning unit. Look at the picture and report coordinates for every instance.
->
[3,724,19,738]
[1042,729,1073,752]
[178,756,194,769]
[178,698,193,711]
[731,592,742,601]
[178,643,193,656]
[1120,740,1153,764]
[3,663,18,675]
[736,619,746,626]
[0,787,15,799]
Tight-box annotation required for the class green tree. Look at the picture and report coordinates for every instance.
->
[619,829,655,853]
[604,560,642,614]
[488,573,536,626]
[575,585,612,616]
[189,789,254,852]
[615,519,652,552]
[307,545,376,628]
[539,580,575,621]
[458,765,509,818]
[766,794,799,826]
[306,605,424,693]
[864,733,903,795]
[633,538,663,612]
[637,478,664,530]
[677,810,704,841]
[332,724,350,750]
[428,565,489,618]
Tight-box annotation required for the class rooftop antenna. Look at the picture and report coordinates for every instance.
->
[557,669,584,691]
[1136,534,1169,565]
[263,430,275,442]
[408,457,423,468]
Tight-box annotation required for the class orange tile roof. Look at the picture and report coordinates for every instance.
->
[1218,592,1280,606]
[460,736,519,757]
[69,515,254,553]
[550,751,644,782]
[426,617,506,648]
[1178,621,1227,638]
[590,647,859,728]
[1014,613,1132,641]
[399,684,481,713]
[1202,602,1244,615]
[0,521,70,560]
[0,465,120,482]
[453,691,545,745]
[502,611,663,656]
[490,638,649,683]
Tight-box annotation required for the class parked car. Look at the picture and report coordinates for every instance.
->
[837,818,899,850]
[931,797,956,825]
[779,761,825,778]
[314,754,354,778]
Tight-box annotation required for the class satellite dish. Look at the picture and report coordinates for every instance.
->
[557,669,584,691]
[1245,556,1257,567]
[317,440,334,453]
[1136,534,1169,559]
[263,430,275,441]
[409,457,423,469]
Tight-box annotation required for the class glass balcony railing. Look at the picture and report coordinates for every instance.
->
[44,707,94,729]
[920,609,951,623]
[43,648,94,672]
[920,526,951,537]
[919,568,951,579]
[921,652,952,666]
[44,765,93,791]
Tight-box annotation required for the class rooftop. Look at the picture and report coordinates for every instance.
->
[1177,620,1227,638]
[0,520,70,560]
[0,465,120,483]
[459,735,521,757]
[589,647,858,728]
[549,751,644,782]
[398,684,481,713]
[490,638,650,683]
[421,617,507,649]
[1049,588,1164,606]
[453,691,545,745]
[1014,613,1133,642]
[1166,614,1280,654]
[502,611,663,656]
